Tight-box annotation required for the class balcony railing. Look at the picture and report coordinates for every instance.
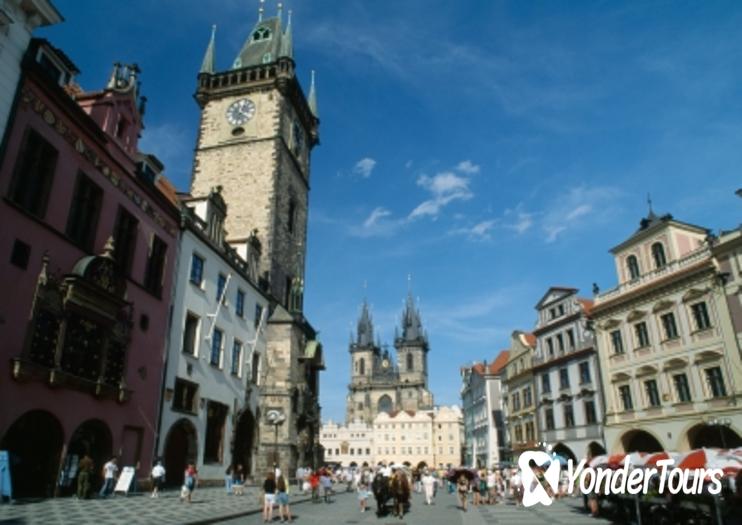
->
[595,246,711,305]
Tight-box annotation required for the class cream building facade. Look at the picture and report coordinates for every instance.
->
[321,419,374,467]
[502,331,538,459]
[319,406,464,468]
[592,211,742,453]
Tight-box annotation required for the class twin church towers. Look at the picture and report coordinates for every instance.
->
[346,292,435,424]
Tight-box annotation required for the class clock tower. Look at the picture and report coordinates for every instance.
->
[189,3,323,476]
[191,5,318,308]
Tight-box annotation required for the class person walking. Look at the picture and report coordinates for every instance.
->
[309,469,320,502]
[276,474,293,523]
[320,468,333,503]
[422,469,436,505]
[181,464,198,503]
[357,479,370,513]
[150,461,165,498]
[76,454,93,499]
[98,457,118,498]
[457,474,470,511]
[262,471,277,523]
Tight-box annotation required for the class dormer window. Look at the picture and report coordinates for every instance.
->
[651,242,667,269]
[627,255,640,280]
[253,27,271,41]
[262,53,272,64]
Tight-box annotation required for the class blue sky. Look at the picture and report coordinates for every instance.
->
[42,1,742,422]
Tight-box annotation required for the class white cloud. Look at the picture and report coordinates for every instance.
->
[503,204,534,235]
[363,207,392,228]
[452,219,498,240]
[541,185,622,242]
[455,160,480,174]
[352,157,377,178]
[405,160,413,169]
[349,207,402,238]
[409,171,474,220]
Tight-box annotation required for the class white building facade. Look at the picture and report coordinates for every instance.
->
[532,288,606,462]
[0,0,61,141]
[158,189,270,485]
[320,419,374,467]
[460,352,509,468]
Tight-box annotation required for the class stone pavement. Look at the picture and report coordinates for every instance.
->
[220,489,614,525]
[0,485,312,525]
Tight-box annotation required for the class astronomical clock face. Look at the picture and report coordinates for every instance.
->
[382,358,390,369]
[226,98,256,126]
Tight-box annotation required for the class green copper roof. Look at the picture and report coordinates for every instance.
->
[200,25,216,74]
[233,16,290,69]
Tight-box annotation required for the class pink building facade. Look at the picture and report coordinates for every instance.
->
[0,39,178,497]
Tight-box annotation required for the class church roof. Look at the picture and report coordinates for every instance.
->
[399,291,426,343]
[356,300,374,347]
[232,13,292,70]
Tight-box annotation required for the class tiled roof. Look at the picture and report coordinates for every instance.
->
[577,298,594,315]
[488,350,510,374]
[522,333,537,347]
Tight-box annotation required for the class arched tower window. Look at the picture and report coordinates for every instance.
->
[252,27,271,41]
[651,242,666,269]
[627,255,640,280]
[406,353,413,371]
[378,395,393,414]
[359,358,365,376]
[287,198,296,234]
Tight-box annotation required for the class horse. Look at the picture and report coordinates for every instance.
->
[390,471,411,518]
[372,473,391,516]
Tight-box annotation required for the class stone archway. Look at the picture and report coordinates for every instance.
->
[621,429,663,453]
[233,409,257,479]
[686,423,742,450]
[163,419,198,486]
[552,442,576,462]
[0,410,64,498]
[587,441,606,459]
[60,419,112,495]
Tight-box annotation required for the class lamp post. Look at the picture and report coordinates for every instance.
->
[266,410,286,470]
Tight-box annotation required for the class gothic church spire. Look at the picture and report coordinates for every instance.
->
[200,25,216,74]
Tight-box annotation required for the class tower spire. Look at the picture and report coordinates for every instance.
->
[258,0,265,21]
[200,25,217,74]
[308,70,318,117]
[279,8,293,59]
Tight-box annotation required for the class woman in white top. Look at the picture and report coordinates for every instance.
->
[421,469,436,505]
[150,462,165,498]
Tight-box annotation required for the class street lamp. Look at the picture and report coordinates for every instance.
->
[707,417,732,449]
[266,409,286,470]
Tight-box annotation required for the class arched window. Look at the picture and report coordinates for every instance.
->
[651,242,666,269]
[378,395,393,414]
[251,353,260,384]
[627,255,640,280]
[252,27,271,41]
[287,198,296,233]
[406,353,413,371]
[359,358,365,376]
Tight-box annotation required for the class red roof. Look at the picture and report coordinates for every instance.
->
[577,298,594,315]
[523,333,537,347]
[488,350,510,374]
